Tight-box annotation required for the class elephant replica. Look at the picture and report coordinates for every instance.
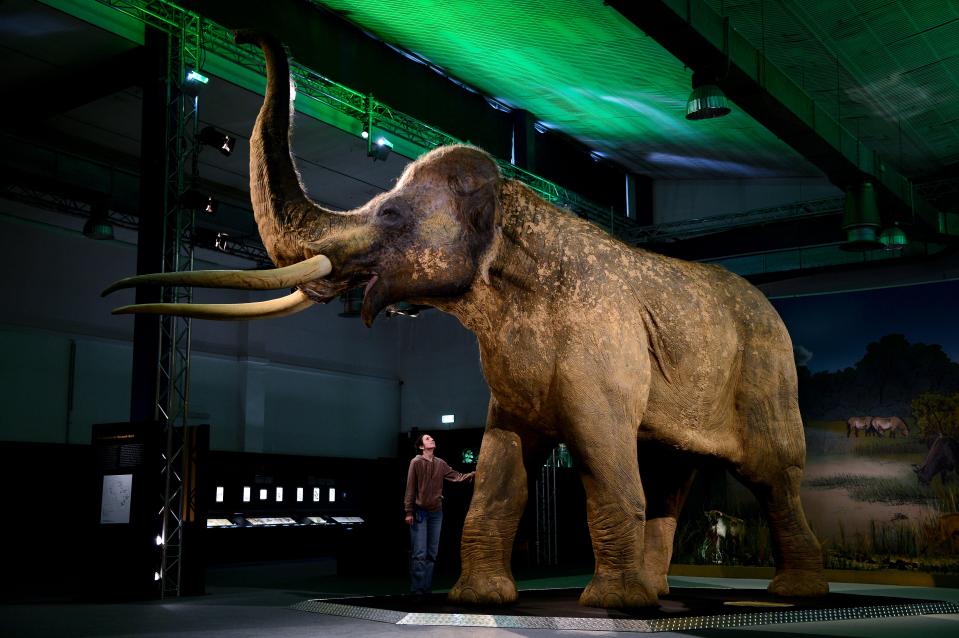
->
[105,31,827,608]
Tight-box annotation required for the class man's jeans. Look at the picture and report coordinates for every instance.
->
[410,508,443,594]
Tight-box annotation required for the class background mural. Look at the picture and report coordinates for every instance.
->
[673,279,959,573]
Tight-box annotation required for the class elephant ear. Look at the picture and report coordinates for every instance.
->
[449,173,497,238]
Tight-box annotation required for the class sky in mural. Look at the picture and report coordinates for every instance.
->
[771,279,959,373]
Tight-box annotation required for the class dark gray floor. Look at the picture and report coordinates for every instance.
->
[3,561,958,638]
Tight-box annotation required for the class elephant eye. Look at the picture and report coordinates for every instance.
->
[376,203,408,227]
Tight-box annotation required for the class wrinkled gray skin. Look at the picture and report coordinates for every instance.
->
[235,30,827,608]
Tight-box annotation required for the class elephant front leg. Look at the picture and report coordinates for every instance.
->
[449,425,530,604]
[570,431,658,609]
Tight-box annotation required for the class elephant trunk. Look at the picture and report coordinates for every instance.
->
[235,30,335,267]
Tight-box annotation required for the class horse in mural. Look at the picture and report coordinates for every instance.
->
[914,435,959,485]
[846,416,875,438]
[871,416,909,438]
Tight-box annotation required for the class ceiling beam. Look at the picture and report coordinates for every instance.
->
[607,0,949,239]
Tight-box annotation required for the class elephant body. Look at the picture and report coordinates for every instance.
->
[107,31,827,608]
[436,179,825,606]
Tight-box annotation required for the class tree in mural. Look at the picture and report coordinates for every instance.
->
[798,335,959,421]
[912,392,959,443]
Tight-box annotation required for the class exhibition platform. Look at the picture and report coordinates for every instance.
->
[3,560,959,638]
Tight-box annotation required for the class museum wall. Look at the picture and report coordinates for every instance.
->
[653,177,840,224]
[0,206,405,459]
[396,310,491,433]
[673,280,959,574]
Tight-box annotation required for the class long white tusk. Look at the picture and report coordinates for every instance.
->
[111,290,315,321]
[102,254,332,296]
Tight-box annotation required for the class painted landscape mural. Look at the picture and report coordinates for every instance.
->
[673,279,959,573]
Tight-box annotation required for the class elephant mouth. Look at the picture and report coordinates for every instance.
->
[360,272,395,327]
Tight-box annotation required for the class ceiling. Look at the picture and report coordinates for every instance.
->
[1,0,957,284]
[313,0,959,182]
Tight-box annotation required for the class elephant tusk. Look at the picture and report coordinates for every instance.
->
[111,290,315,321]
[101,254,332,297]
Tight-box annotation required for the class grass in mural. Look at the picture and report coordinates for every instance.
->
[851,435,927,458]
[804,420,927,460]
[823,511,959,572]
[804,473,936,505]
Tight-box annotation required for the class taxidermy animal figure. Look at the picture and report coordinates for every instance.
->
[104,31,827,608]
[703,510,745,564]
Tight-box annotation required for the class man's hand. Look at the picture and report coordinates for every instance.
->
[405,514,413,526]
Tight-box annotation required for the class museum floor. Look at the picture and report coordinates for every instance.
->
[3,559,958,638]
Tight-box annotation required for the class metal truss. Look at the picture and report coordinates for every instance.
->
[152,7,202,599]
[89,0,638,241]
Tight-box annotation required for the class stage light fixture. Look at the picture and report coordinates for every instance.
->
[879,224,908,251]
[154,571,161,582]
[198,126,235,156]
[368,136,393,162]
[685,72,731,120]
[155,534,163,546]
[361,124,369,139]
[179,189,217,215]
[183,69,209,97]
[215,232,230,251]
[442,414,455,424]
[82,202,114,240]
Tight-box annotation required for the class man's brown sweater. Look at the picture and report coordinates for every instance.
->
[404,455,474,514]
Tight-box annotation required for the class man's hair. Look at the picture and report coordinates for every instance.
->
[414,433,428,452]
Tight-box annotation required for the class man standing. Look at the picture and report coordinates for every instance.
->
[404,433,475,600]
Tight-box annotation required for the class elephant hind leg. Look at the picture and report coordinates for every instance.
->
[639,445,697,595]
[733,454,826,596]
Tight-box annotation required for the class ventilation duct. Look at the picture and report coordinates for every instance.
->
[840,183,883,251]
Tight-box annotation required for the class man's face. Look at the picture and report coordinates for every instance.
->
[421,435,436,451]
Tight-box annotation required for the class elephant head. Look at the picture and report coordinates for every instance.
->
[104,30,501,325]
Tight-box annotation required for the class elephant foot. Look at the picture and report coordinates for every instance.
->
[768,569,828,597]
[579,571,658,609]
[449,572,517,605]
[650,574,670,596]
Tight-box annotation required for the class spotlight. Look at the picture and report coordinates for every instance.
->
[361,124,369,140]
[215,232,230,251]
[183,69,209,97]
[368,136,393,162]
[686,71,731,120]
[82,202,114,240]
[198,126,235,156]
[179,190,217,215]
[879,224,908,251]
